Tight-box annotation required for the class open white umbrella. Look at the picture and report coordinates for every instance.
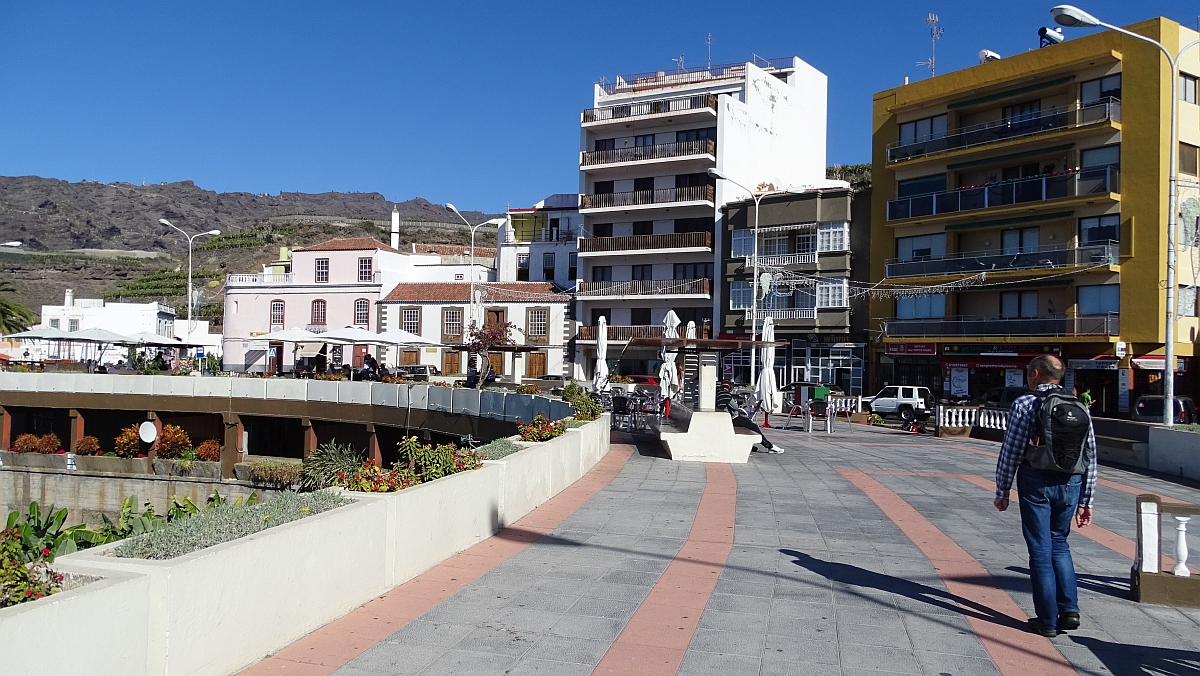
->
[593,315,609,392]
[257,327,321,343]
[65,328,132,343]
[4,326,73,341]
[318,326,386,344]
[757,316,779,416]
[375,329,439,346]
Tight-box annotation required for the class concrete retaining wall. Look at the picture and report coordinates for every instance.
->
[0,415,610,676]
[1148,427,1200,481]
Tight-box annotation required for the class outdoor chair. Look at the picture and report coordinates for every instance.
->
[807,399,833,434]
[781,393,806,431]
[611,396,633,431]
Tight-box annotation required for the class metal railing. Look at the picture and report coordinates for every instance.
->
[595,58,794,95]
[887,167,1119,221]
[581,139,716,166]
[885,242,1118,278]
[743,308,816,322]
[747,252,816,267]
[305,324,327,334]
[884,313,1120,337]
[577,278,711,297]
[507,228,578,244]
[583,94,717,124]
[581,185,715,210]
[579,231,712,254]
[887,98,1121,163]
[225,271,382,286]
[577,325,666,341]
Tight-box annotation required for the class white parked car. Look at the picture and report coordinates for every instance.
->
[862,386,934,421]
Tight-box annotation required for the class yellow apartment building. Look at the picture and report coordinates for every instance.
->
[870,17,1200,417]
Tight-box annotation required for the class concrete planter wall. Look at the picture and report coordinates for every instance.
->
[1148,426,1200,481]
[0,416,610,676]
[0,451,68,470]
[152,459,223,479]
[73,456,151,474]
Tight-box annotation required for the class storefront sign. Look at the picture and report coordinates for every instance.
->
[1068,359,1119,370]
[1131,356,1187,372]
[885,342,936,355]
[1005,369,1024,388]
[950,367,970,397]
[941,359,1029,369]
[1115,341,1128,358]
[1118,368,1132,413]
[1063,368,1075,393]
[942,344,1061,357]
[248,340,269,351]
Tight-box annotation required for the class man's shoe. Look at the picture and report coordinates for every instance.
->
[769,446,785,454]
[1058,612,1080,631]
[1027,618,1059,637]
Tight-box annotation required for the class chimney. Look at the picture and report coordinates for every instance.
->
[64,289,74,307]
[391,206,400,249]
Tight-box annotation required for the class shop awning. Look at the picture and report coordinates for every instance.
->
[297,343,325,358]
[1131,355,1187,372]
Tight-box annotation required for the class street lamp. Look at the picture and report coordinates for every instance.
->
[159,219,220,338]
[1053,5,1200,425]
[445,204,504,328]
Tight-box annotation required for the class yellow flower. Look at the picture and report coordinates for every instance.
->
[300,508,309,513]
[263,514,270,520]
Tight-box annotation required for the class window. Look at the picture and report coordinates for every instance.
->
[1081,74,1121,104]
[674,217,712,233]
[593,180,614,194]
[796,233,817,254]
[795,287,816,309]
[357,257,373,282]
[594,138,615,152]
[592,223,613,237]
[896,233,946,261]
[816,279,848,308]
[354,299,370,326]
[311,300,327,325]
[527,308,549,343]
[1081,145,1120,169]
[898,114,948,145]
[1003,100,1041,123]
[630,308,651,325]
[1080,214,1120,245]
[762,289,789,310]
[402,308,421,334]
[1180,286,1198,317]
[542,252,555,281]
[1078,285,1119,315]
[761,234,789,256]
[673,262,712,279]
[1182,73,1198,104]
[49,319,59,329]
[633,177,655,192]
[270,300,284,327]
[631,264,653,280]
[442,308,463,339]
[1182,143,1199,176]
[730,281,753,310]
[314,258,329,283]
[635,134,655,147]
[591,266,612,282]
[1000,291,1038,318]
[732,230,753,257]
[568,252,577,279]
[896,294,945,319]
[817,222,849,252]
[517,253,529,281]
[68,319,79,332]
[632,220,653,236]
[1001,227,1039,255]
[676,127,717,143]
[675,172,712,188]
[591,308,611,325]
[897,174,947,198]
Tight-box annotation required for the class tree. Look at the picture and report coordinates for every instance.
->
[0,281,35,335]
[465,320,515,389]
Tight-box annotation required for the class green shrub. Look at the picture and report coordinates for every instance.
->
[561,380,584,403]
[1,528,64,607]
[299,440,366,491]
[515,384,541,395]
[112,491,352,560]
[5,502,86,562]
[569,394,602,422]
[250,460,303,487]
[478,438,521,460]
[113,425,142,458]
[154,425,192,459]
[394,437,482,482]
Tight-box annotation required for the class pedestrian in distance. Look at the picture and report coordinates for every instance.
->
[1080,387,1093,410]
[716,380,785,454]
[994,354,1096,637]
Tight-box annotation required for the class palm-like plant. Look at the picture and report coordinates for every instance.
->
[0,281,35,335]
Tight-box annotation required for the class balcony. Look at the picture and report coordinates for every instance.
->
[883,314,1120,338]
[579,231,712,256]
[887,98,1121,163]
[886,167,1119,221]
[583,93,717,125]
[745,253,816,267]
[580,185,715,212]
[581,139,715,167]
[594,57,794,96]
[577,325,666,341]
[305,324,328,334]
[743,308,817,322]
[577,278,711,298]
[225,271,382,286]
[885,243,1118,279]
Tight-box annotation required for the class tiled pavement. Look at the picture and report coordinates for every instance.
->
[245,424,1200,676]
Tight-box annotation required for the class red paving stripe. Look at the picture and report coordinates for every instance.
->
[839,469,1076,676]
[592,463,737,676]
[239,443,637,676]
[1097,477,1192,504]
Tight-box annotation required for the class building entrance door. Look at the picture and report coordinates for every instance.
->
[443,350,461,376]
[527,351,547,378]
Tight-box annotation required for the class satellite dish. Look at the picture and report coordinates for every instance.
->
[758,272,774,299]
[138,421,158,444]
[978,49,1001,63]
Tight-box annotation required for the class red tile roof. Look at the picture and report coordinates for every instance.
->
[411,243,497,258]
[298,237,401,253]
[380,282,568,304]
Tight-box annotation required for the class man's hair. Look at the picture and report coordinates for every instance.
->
[1027,354,1064,382]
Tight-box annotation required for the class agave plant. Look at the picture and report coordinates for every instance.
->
[299,440,367,491]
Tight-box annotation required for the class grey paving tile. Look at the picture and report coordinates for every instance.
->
[838,644,922,674]
[547,613,625,642]
[523,634,610,666]
[677,650,761,675]
[417,648,519,676]
[455,625,540,657]
[564,596,640,621]
[761,636,840,665]
[504,658,594,676]
[333,643,446,676]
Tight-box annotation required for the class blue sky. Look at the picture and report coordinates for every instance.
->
[0,1,1192,213]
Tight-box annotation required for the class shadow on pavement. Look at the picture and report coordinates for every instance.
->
[781,548,1025,630]
[611,430,670,459]
[1070,636,1200,675]
[1005,566,1130,601]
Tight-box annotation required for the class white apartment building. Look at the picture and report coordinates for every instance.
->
[377,282,570,379]
[499,194,580,289]
[574,56,829,380]
[30,290,178,363]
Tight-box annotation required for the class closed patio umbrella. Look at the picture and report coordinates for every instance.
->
[593,315,609,392]
[757,316,779,424]
[659,311,681,400]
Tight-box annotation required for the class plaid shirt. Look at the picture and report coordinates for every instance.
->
[995,383,1098,508]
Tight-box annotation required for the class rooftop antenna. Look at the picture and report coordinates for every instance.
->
[916,13,944,77]
[672,54,685,71]
[706,33,712,69]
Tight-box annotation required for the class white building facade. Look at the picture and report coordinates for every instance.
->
[574,57,829,380]
[30,290,178,363]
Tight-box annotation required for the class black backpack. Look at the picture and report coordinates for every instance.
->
[1024,388,1091,474]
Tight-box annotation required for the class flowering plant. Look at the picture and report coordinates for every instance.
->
[113,425,142,459]
[515,384,542,395]
[72,436,101,456]
[1,527,64,607]
[344,462,419,493]
[381,374,408,384]
[12,433,40,453]
[465,320,516,355]
[35,433,62,454]
[154,425,192,460]
[314,373,346,381]
[607,374,634,384]
[517,414,567,442]
[195,439,222,462]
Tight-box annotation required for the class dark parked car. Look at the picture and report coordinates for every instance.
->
[1132,395,1197,424]
[537,374,567,383]
[971,386,1032,410]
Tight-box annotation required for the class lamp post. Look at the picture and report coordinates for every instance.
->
[1053,5,1200,425]
[159,219,220,339]
[445,205,505,329]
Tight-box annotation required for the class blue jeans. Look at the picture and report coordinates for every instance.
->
[1016,465,1081,630]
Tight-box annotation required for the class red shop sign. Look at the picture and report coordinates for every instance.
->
[885,342,937,355]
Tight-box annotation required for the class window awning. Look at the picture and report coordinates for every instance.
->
[756,222,817,234]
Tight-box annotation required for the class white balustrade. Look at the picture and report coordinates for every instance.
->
[1139,499,1160,574]
[937,405,978,429]
[1174,516,1191,577]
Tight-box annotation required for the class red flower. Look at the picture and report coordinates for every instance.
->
[56,450,66,454]
[41,547,50,556]
[24,590,32,596]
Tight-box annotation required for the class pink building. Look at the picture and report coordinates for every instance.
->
[222,237,489,372]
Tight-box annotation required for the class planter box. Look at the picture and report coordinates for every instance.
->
[0,451,68,470]
[1148,426,1200,481]
[74,456,151,475]
[152,459,222,480]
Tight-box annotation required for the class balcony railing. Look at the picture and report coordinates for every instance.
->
[595,57,794,95]
[886,167,1119,221]
[883,313,1120,337]
[583,93,717,124]
[305,324,328,334]
[746,253,816,267]
[885,242,1118,278]
[225,271,382,286]
[581,185,715,210]
[577,278,711,297]
[581,139,716,167]
[577,325,666,341]
[887,98,1121,163]
[580,231,712,254]
[743,308,817,322]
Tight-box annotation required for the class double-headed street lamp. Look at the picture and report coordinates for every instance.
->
[159,219,220,337]
[1053,5,1200,426]
[444,204,504,328]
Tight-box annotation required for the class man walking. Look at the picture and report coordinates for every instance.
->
[994,354,1096,637]
[716,380,785,454]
